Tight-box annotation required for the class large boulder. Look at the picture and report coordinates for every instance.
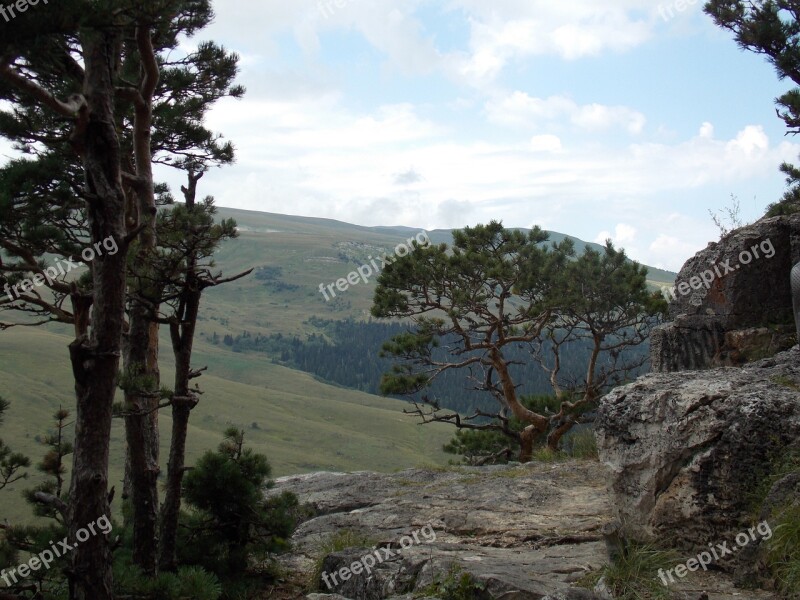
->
[652,214,800,372]
[666,215,800,328]
[596,347,800,559]
[270,463,611,600]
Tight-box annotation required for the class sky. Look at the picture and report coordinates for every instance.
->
[12,0,800,272]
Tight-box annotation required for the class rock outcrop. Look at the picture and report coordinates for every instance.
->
[269,462,781,600]
[271,462,609,600]
[652,214,800,372]
[596,347,800,559]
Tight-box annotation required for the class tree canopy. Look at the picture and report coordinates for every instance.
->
[372,221,664,461]
[705,0,800,215]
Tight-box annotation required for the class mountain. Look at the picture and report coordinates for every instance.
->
[0,207,676,523]
[205,207,675,338]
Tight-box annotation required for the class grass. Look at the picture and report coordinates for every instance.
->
[772,375,800,392]
[746,444,800,516]
[307,529,376,591]
[0,326,453,525]
[601,542,679,600]
[527,427,599,463]
[560,426,599,459]
[767,503,800,596]
[419,564,484,600]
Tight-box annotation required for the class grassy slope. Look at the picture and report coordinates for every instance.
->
[0,208,676,523]
[202,207,676,339]
[0,327,451,524]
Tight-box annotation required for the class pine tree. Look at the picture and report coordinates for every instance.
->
[0,1,242,593]
[705,0,800,215]
[0,397,29,492]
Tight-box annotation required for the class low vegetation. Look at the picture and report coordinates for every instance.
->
[767,503,800,596]
[307,529,376,592]
[600,542,678,600]
[419,564,484,600]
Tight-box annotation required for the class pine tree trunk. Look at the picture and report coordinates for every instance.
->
[546,419,574,451]
[66,29,127,600]
[123,313,160,575]
[159,182,202,572]
[159,285,200,570]
[158,388,193,571]
[122,22,161,575]
[519,426,535,463]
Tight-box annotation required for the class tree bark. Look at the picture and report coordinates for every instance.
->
[122,22,161,575]
[546,418,575,451]
[490,348,548,462]
[159,173,201,572]
[519,426,536,463]
[66,28,128,600]
[158,301,199,571]
[123,310,160,575]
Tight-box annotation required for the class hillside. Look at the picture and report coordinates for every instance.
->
[0,208,676,523]
[0,326,452,524]
[201,207,676,340]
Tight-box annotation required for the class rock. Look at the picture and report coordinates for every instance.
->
[760,471,800,520]
[270,462,610,600]
[650,315,725,373]
[667,215,799,329]
[720,326,795,365]
[592,577,614,600]
[653,214,800,372]
[274,461,782,599]
[596,347,800,558]
[541,590,602,599]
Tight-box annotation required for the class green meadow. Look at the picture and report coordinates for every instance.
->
[0,208,674,523]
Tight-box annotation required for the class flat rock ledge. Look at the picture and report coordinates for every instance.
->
[269,461,780,600]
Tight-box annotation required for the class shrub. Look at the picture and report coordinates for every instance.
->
[422,564,484,600]
[561,426,598,459]
[179,428,299,578]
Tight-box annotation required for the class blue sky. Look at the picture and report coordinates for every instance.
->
[171,1,800,270]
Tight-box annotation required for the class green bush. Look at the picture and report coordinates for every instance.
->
[422,564,484,600]
[179,428,299,579]
[114,562,222,600]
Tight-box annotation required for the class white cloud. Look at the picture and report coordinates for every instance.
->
[530,134,563,153]
[649,234,702,272]
[726,125,769,156]
[447,0,654,83]
[596,223,637,246]
[104,1,794,273]
[165,80,800,272]
[486,92,646,135]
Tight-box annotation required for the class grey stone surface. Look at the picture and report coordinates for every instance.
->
[653,214,800,372]
[271,462,609,600]
[650,315,725,373]
[597,347,800,557]
[274,460,781,599]
[667,215,799,329]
